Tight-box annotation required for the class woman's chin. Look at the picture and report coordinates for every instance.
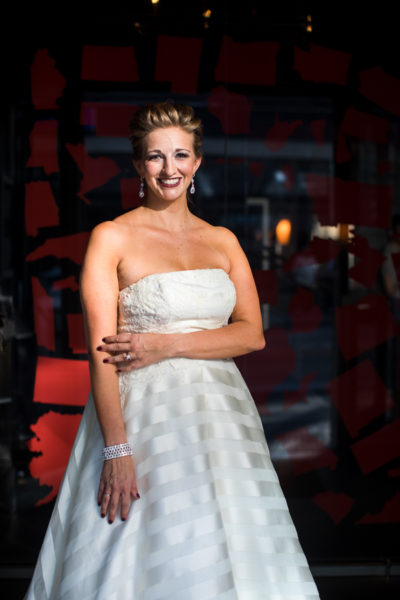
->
[148,188,188,204]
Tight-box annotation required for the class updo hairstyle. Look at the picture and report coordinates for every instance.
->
[129,102,203,161]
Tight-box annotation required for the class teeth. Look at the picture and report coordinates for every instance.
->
[160,178,179,185]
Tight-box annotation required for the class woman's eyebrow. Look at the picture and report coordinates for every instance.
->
[147,147,192,153]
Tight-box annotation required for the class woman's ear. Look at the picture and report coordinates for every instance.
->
[133,159,144,177]
[193,156,202,175]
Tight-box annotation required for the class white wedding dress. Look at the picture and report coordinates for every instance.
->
[25,268,320,599]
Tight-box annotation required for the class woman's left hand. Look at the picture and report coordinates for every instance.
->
[97,333,171,371]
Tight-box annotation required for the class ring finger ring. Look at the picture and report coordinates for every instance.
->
[104,493,110,498]
[124,352,131,361]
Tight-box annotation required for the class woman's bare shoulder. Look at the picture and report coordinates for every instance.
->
[191,214,233,236]
[90,209,143,245]
[197,220,240,248]
[91,219,120,236]
[113,206,143,226]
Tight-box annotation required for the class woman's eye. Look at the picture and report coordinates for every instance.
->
[176,152,189,159]
[147,154,162,161]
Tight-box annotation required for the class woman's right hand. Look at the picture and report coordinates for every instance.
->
[97,455,140,523]
[98,332,172,371]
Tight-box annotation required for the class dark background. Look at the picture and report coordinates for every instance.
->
[1,2,400,598]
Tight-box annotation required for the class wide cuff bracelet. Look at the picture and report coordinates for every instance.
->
[103,443,133,460]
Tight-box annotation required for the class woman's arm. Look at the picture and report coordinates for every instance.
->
[99,227,265,370]
[80,221,140,522]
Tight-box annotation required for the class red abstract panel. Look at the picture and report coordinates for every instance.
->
[215,36,279,86]
[26,232,90,265]
[120,178,142,210]
[328,360,394,437]
[310,119,327,146]
[208,86,253,135]
[335,132,352,164]
[306,174,393,228]
[67,314,87,354]
[33,356,90,406]
[289,288,322,333]
[235,327,296,408]
[378,161,393,176]
[282,164,295,190]
[294,44,351,85]
[80,102,138,137]
[283,371,318,410]
[276,427,338,476]
[252,269,278,305]
[31,277,55,351]
[25,181,59,236]
[31,49,66,110]
[359,67,400,117]
[348,235,385,288]
[26,120,59,175]
[283,237,341,273]
[156,36,202,93]
[262,328,296,400]
[53,276,79,292]
[390,253,400,282]
[357,492,400,524]
[337,105,390,159]
[65,143,121,203]
[351,419,400,474]
[28,412,82,505]
[336,295,400,360]
[81,46,139,82]
[340,107,390,144]
[249,161,264,178]
[264,114,302,151]
[313,491,354,524]
[388,468,400,477]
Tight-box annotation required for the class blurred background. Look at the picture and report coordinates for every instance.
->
[1,1,400,598]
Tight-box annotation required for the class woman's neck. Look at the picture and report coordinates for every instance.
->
[140,199,193,233]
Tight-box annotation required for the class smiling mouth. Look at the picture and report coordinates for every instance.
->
[159,178,181,188]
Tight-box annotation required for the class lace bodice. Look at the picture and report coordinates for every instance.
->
[118,268,236,335]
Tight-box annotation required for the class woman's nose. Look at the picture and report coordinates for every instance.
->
[162,157,176,176]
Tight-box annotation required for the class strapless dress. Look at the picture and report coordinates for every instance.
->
[25,269,320,599]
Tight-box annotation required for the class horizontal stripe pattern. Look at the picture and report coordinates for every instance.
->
[26,270,319,599]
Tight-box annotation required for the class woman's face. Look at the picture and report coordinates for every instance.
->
[134,127,201,204]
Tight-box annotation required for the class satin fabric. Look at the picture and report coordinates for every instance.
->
[25,269,320,599]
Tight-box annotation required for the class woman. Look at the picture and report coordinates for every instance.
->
[26,102,320,599]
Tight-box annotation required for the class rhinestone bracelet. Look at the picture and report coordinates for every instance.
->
[103,443,133,461]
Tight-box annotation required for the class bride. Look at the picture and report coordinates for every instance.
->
[25,102,320,599]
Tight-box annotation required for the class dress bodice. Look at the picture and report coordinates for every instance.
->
[118,268,236,335]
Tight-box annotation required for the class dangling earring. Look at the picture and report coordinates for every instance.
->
[190,177,195,194]
[139,177,145,199]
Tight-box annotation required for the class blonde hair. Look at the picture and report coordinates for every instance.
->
[129,102,203,160]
